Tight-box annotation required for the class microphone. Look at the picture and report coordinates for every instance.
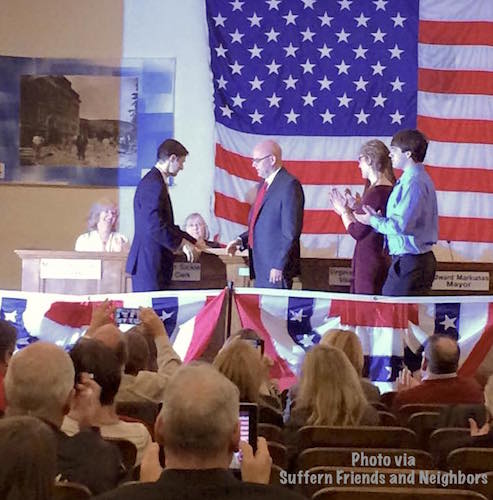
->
[446,240,454,262]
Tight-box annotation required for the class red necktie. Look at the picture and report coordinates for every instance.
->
[248,182,268,247]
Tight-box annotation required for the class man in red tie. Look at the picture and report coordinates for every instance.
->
[226,140,304,289]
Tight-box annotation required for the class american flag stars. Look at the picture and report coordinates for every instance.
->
[207,0,416,132]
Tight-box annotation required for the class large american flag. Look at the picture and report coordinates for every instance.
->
[205,0,493,261]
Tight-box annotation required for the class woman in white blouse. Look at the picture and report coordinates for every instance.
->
[75,199,129,252]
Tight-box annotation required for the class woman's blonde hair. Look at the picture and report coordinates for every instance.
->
[213,339,262,403]
[321,329,364,376]
[297,344,368,426]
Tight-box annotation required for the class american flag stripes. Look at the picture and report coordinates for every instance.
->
[206,0,493,261]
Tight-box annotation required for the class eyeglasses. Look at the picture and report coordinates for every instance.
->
[252,154,272,165]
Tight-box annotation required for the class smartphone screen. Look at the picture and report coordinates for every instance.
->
[231,403,258,469]
[114,307,140,325]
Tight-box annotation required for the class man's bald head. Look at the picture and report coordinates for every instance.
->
[158,363,240,460]
[91,324,128,367]
[424,334,460,375]
[5,342,75,426]
[252,140,282,179]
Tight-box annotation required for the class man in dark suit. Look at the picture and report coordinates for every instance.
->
[94,363,303,500]
[126,139,200,292]
[226,140,304,289]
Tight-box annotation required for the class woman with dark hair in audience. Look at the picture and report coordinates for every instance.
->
[75,199,129,252]
[283,344,379,455]
[63,338,151,464]
[0,415,57,500]
[0,319,17,415]
[321,328,380,402]
[329,139,395,294]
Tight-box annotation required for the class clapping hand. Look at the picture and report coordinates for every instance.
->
[344,188,361,209]
[353,204,378,225]
[329,188,348,215]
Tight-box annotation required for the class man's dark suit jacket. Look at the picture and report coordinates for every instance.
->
[48,422,123,495]
[240,167,304,288]
[94,468,304,500]
[126,167,195,291]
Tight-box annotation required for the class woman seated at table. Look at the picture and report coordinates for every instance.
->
[329,139,395,295]
[75,199,129,252]
[183,212,221,248]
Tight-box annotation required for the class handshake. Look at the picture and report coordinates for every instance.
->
[180,238,207,263]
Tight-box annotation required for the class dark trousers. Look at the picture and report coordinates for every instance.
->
[382,251,437,296]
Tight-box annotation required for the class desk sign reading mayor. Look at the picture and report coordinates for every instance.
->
[280,451,488,487]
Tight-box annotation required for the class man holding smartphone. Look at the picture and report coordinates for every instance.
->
[95,364,303,499]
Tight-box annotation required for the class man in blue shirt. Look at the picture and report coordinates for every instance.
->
[355,129,438,295]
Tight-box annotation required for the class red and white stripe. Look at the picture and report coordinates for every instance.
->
[212,0,493,261]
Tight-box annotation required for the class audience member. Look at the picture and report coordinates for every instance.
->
[213,339,264,404]
[75,199,129,252]
[64,338,152,464]
[4,342,122,494]
[392,334,484,410]
[321,328,380,402]
[283,344,379,456]
[117,307,181,404]
[0,319,17,414]
[94,363,303,500]
[86,302,181,404]
[228,328,281,407]
[0,416,57,500]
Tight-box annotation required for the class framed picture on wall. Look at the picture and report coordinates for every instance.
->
[0,56,175,186]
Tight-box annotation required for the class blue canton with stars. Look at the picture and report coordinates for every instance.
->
[434,303,460,340]
[0,297,37,348]
[151,297,179,341]
[206,0,418,136]
[287,296,321,350]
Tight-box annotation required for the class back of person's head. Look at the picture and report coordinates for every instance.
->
[124,330,150,376]
[125,324,158,371]
[321,329,364,376]
[157,138,188,161]
[213,339,262,403]
[92,324,128,367]
[298,344,367,426]
[359,139,396,184]
[158,363,239,459]
[0,320,17,374]
[390,129,429,163]
[0,416,57,500]
[70,338,121,406]
[424,334,460,375]
[5,342,75,425]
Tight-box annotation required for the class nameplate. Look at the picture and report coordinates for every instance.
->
[40,258,101,280]
[172,262,201,281]
[329,267,352,286]
[238,267,250,277]
[432,271,490,291]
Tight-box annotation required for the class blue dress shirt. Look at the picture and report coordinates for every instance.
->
[370,164,438,256]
